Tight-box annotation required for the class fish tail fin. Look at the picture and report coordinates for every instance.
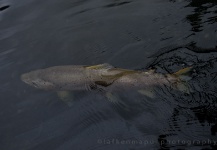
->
[173,66,193,81]
[172,67,194,94]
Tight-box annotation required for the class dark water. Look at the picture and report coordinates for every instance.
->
[0,0,217,149]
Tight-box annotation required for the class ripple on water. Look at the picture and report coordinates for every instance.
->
[0,0,217,149]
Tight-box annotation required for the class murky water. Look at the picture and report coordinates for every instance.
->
[0,0,217,149]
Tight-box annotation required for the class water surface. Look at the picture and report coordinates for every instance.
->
[0,0,217,149]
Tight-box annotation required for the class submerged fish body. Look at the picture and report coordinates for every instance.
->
[21,63,191,93]
[21,65,101,91]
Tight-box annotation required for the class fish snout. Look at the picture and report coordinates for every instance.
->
[21,73,41,88]
[21,73,30,84]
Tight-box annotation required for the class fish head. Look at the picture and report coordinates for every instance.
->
[21,69,55,90]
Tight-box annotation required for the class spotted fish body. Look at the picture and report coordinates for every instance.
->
[21,63,191,93]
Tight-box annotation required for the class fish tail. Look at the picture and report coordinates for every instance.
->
[173,66,193,81]
[172,66,194,94]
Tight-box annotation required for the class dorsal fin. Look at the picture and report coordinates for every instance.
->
[85,63,114,70]
[88,68,136,87]
[101,69,137,80]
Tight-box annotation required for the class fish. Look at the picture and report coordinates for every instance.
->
[21,63,193,105]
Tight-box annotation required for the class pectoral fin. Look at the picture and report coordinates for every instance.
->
[138,89,155,98]
[95,81,113,87]
[57,91,74,107]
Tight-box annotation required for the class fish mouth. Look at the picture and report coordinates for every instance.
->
[21,73,41,89]
[21,72,55,90]
[20,73,33,85]
[21,73,29,83]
